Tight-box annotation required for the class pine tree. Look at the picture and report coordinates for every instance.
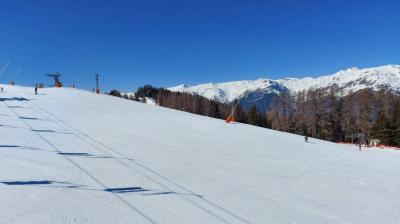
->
[133,93,139,101]
[332,90,344,141]
[372,109,392,144]
[247,104,259,125]
[109,90,121,97]
[390,99,400,146]
[357,90,374,141]
[293,90,307,135]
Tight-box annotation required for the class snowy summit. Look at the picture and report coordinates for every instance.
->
[169,65,400,103]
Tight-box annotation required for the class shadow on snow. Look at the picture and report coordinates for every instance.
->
[58,152,93,157]
[0,144,52,152]
[105,187,150,193]
[19,116,51,121]
[58,152,115,159]
[0,97,30,102]
[1,180,63,185]
[31,129,72,134]
[0,179,201,197]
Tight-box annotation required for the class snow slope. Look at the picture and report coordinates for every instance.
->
[1,85,400,224]
[170,65,400,103]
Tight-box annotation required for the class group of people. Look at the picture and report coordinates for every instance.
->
[304,135,365,151]
[0,84,43,95]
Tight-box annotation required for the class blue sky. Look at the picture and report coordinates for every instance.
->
[0,0,399,91]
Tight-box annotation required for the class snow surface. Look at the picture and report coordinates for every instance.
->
[170,64,400,102]
[1,85,400,224]
[120,93,156,106]
[122,92,135,98]
[145,97,156,106]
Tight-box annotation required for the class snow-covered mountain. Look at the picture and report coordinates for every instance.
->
[278,64,400,94]
[169,65,400,111]
[1,85,400,223]
[170,79,287,103]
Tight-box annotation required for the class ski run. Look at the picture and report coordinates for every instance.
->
[0,85,400,224]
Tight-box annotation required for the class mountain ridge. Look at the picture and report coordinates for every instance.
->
[169,65,400,106]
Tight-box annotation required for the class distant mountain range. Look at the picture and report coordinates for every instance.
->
[169,65,400,112]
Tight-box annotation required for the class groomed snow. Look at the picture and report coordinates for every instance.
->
[1,85,400,224]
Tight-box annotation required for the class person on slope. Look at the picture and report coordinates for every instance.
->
[0,87,3,93]
[35,84,38,95]
[304,135,308,143]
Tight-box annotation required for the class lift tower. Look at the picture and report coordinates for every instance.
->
[95,74,100,94]
[46,72,62,87]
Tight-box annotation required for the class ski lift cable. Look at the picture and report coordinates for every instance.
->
[13,66,22,79]
[0,61,10,77]
[230,90,252,115]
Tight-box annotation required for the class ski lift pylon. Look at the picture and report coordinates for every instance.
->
[46,72,62,87]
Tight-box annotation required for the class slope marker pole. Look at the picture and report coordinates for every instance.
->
[95,74,100,94]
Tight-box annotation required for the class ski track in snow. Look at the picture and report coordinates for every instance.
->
[3,101,158,224]
[29,100,251,224]
[4,92,249,224]
[1,85,400,223]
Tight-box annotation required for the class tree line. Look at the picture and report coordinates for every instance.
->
[109,85,400,147]
[267,88,400,146]
[109,85,234,119]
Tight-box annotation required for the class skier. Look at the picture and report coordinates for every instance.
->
[0,87,3,93]
[304,135,308,143]
[34,84,38,95]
